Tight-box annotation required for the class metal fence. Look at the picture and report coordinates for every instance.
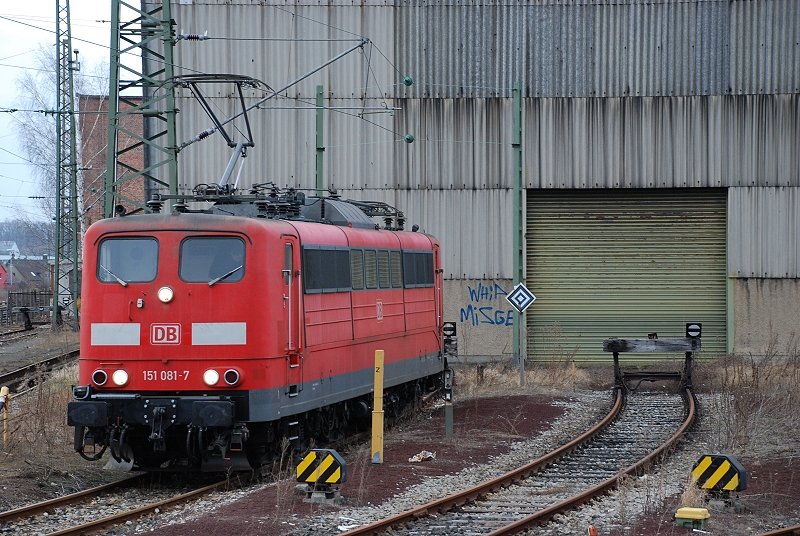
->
[2,291,51,325]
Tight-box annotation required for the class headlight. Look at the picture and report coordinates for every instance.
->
[223,369,240,386]
[111,369,129,386]
[203,369,220,386]
[157,286,174,303]
[92,369,108,386]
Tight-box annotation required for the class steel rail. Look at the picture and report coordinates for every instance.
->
[0,327,31,338]
[0,474,144,523]
[489,388,696,535]
[46,479,230,536]
[0,329,38,346]
[758,525,800,535]
[0,349,80,390]
[341,389,625,536]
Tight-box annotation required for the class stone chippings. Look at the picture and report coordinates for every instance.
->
[287,391,612,536]
[4,486,200,535]
[285,390,702,536]
[37,390,790,535]
[136,390,612,535]
[143,391,753,536]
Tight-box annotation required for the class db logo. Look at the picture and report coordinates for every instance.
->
[151,324,181,345]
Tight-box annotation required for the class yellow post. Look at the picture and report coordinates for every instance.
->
[0,386,10,448]
[371,350,384,464]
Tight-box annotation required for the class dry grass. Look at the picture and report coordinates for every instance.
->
[454,359,603,399]
[2,363,78,457]
[350,444,374,506]
[0,331,119,511]
[0,381,111,508]
[695,332,800,456]
[678,476,708,508]
[1,329,78,459]
[32,328,80,355]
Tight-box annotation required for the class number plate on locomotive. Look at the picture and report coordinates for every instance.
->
[142,370,190,381]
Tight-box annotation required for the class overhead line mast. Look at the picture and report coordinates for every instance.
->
[53,0,80,331]
[105,0,179,217]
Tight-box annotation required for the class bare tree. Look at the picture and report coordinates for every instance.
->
[0,220,53,256]
[11,44,108,224]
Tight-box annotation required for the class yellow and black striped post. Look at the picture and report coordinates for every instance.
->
[296,449,347,486]
[691,454,747,493]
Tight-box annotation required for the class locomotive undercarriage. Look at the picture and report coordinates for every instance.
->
[70,371,443,472]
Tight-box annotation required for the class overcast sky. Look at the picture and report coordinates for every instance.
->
[0,2,110,222]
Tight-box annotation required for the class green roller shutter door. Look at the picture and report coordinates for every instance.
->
[526,189,726,362]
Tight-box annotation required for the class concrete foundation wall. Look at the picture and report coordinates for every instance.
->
[443,279,515,364]
[443,278,800,362]
[733,278,800,357]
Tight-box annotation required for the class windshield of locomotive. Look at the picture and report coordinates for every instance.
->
[180,237,245,283]
[97,238,158,284]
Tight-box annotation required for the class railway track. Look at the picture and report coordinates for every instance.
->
[758,525,800,536]
[0,474,232,535]
[0,325,38,345]
[0,349,80,394]
[342,388,695,535]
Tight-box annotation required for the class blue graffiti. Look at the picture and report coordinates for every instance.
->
[459,305,515,327]
[467,282,509,302]
[459,282,515,327]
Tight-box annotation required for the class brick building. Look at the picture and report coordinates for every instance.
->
[78,95,145,227]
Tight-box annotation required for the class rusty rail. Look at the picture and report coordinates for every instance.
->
[758,525,800,536]
[47,479,230,536]
[489,389,696,535]
[2,476,231,535]
[0,349,80,392]
[0,475,144,523]
[342,389,627,535]
[343,388,696,535]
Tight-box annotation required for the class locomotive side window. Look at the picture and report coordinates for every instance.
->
[180,237,245,283]
[303,247,351,293]
[377,250,391,288]
[390,250,403,288]
[364,250,378,289]
[351,250,365,290]
[402,251,434,288]
[283,244,292,284]
[97,238,158,284]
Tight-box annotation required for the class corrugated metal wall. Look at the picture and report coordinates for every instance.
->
[527,189,728,361]
[167,0,800,99]
[526,95,800,189]
[176,97,398,190]
[342,188,512,279]
[171,1,393,99]
[145,0,800,282]
[728,187,800,278]
[395,0,800,99]
[178,93,800,193]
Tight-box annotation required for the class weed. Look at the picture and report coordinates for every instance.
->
[497,408,527,437]
[351,444,373,506]
[699,333,800,455]
[678,476,707,508]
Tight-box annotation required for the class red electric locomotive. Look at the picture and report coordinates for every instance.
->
[68,186,454,471]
